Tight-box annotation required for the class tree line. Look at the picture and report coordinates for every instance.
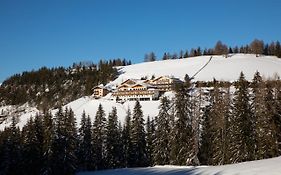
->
[0,58,131,108]
[144,39,281,62]
[0,72,281,174]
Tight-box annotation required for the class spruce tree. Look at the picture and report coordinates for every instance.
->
[105,107,122,169]
[205,84,229,165]
[131,100,147,167]
[153,96,171,165]
[92,104,107,170]
[21,114,44,174]
[122,109,134,167]
[145,116,155,166]
[274,79,281,154]
[199,104,212,165]
[42,111,54,174]
[170,77,195,165]
[51,107,78,174]
[77,111,94,171]
[4,116,22,174]
[252,72,278,159]
[229,72,254,163]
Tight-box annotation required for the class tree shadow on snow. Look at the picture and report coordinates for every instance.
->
[77,167,224,175]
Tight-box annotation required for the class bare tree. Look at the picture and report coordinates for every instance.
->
[250,39,264,57]
[214,41,228,57]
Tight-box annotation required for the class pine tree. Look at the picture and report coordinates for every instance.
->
[252,72,278,159]
[105,107,122,169]
[162,52,170,60]
[204,84,229,165]
[131,100,147,167]
[275,41,281,58]
[3,116,22,174]
[153,96,171,165]
[51,107,78,174]
[199,103,212,165]
[77,111,94,171]
[274,79,281,154]
[229,72,254,163]
[170,77,195,165]
[122,109,134,167]
[184,50,189,58]
[145,116,155,166]
[21,114,44,175]
[93,104,107,170]
[42,111,54,175]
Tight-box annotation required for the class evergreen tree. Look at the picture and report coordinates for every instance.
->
[153,96,171,165]
[162,52,170,60]
[105,107,122,168]
[145,116,155,166]
[93,104,107,170]
[229,72,254,163]
[131,100,147,167]
[252,72,278,159]
[41,111,54,175]
[77,111,94,171]
[275,41,281,58]
[199,104,212,165]
[184,50,189,58]
[122,109,134,167]
[274,79,281,154]
[51,107,78,174]
[21,114,44,175]
[205,84,229,165]
[170,77,196,165]
[3,116,22,175]
[144,52,157,62]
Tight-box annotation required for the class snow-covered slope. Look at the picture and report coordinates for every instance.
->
[78,156,281,175]
[1,54,281,130]
[0,96,161,130]
[111,54,281,86]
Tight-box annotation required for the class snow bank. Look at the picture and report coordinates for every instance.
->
[77,156,281,175]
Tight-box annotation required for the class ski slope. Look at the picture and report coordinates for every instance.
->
[78,156,281,175]
[111,54,281,86]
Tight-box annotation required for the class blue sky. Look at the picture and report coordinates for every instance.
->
[0,0,281,82]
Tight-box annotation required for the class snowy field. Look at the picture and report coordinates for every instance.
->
[111,54,281,85]
[77,156,281,175]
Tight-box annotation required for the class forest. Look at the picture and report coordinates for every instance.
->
[0,71,280,175]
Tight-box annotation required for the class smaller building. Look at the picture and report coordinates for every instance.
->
[92,84,109,99]
[147,76,183,92]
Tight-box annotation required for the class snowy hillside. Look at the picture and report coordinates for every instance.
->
[111,54,281,86]
[78,156,281,175]
[1,54,281,130]
[0,96,162,130]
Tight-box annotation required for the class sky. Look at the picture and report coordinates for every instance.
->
[0,0,281,82]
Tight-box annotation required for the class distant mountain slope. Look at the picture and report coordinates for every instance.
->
[111,54,281,86]
[77,156,281,175]
[1,54,281,130]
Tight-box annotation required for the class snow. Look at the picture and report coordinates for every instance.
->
[1,54,281,129]
[77,156,281,175]
[111,54,281,86]
[62,96,160,126]
[0,96,161,129]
